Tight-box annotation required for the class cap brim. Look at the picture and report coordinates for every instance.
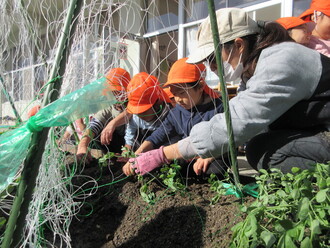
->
[126,103,153,114]
[186,43,214,64]
[299,9,313,21]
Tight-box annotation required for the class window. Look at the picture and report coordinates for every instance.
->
[147,0,178,33]
[293,0,310,16]
[185,0,225,23]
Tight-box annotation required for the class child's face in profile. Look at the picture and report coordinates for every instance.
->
[291,24,310,45]
[316,14,330,40]
[170,83,203,110]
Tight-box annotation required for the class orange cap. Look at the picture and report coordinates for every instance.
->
[276,17,308,30]
[164,57,219,99]
[126,72,171,114]
[105,68,131,91]
[27,105,41,118]
[299,0,330,21]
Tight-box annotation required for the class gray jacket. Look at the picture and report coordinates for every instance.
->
[178,42,328,159]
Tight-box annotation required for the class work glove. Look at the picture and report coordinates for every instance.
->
[129,146,169,175]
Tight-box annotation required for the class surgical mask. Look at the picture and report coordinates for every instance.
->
[223,47,243,82]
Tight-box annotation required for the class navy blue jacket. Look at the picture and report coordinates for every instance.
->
[146,98,223,148]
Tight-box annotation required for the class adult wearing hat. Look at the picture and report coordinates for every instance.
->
[76,67,131,164]
[123,58,224,176]
[299,0,330,57]
[127,8,330,175]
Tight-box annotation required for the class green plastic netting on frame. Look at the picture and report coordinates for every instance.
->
[0,77,116,193]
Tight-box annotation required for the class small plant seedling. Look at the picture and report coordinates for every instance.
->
[98,152,115,167]
[159,160,185,192]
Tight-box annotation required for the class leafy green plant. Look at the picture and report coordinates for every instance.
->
[137,174,156,205]
[159,160,185,192]
[230,163,330,248]
[120,146,135,159]
[98,151,115,167]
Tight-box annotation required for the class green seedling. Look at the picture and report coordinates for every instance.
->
[159,160,185,192]
[98,152,115,167]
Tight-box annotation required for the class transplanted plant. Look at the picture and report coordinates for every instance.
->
[230,163,330,248]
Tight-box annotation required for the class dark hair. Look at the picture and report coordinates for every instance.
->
[239,21,294,81]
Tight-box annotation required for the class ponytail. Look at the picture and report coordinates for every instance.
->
[241,21,294,81]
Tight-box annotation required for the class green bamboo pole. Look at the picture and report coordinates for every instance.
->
[0,75,22,124]
[206,1,240,187]
[1,1,83,247]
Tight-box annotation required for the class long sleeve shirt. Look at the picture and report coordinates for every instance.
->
[146,98,223,148]
[89,107,125,137]
[124,104,171,147]
[178,42,330,159]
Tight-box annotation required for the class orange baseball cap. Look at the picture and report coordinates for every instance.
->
[105,68,131,91]
[164,57,219,99]
[276,17,308,30]
[299,0,330,21]
[126,72,171,114]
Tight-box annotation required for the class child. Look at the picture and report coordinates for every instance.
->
[121,72,172,157]
[276,17,310,44]
[123,58,224,177]
[76,67,131,164]
[299,0,330,57]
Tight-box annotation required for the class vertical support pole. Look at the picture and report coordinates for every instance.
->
[1,1,83,247]
[206,1,240,186]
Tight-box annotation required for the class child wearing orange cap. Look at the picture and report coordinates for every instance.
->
[299,0,330,57]
[123,58,224,177]
[76,68,131,164]
[276,17,310,45]
[121,72,173,157]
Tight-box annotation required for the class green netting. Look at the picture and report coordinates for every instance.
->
[0,77,116,192]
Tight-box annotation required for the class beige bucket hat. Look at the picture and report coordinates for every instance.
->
[187,8,260,64]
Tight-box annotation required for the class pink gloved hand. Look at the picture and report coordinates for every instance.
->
[129,146,169,175]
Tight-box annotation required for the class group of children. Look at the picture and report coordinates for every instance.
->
[68,0,330,178]
[74,57,227,178]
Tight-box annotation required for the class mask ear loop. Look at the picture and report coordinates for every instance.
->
[314,10,317,23]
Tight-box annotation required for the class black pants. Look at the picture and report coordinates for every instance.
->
[246,129,330,173]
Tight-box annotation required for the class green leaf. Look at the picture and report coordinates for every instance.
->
[326,177,330,187]
[244,214,258,238]
[277,189,287,198]
[275,219,294,232]
[260,230,276,248]
[277,233,297,248]
[301,237,312,248]
[298,197,309,221]
[285,234,297,248]
[311,219,321,235]
[315,189,328,203]
[291,189,300,200]
[291,167,300,174]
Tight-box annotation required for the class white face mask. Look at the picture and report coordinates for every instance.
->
[223,47,243,82]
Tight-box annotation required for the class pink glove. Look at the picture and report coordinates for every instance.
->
[129,146,169,175]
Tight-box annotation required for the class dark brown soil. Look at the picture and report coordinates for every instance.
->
[66,155,256,248]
